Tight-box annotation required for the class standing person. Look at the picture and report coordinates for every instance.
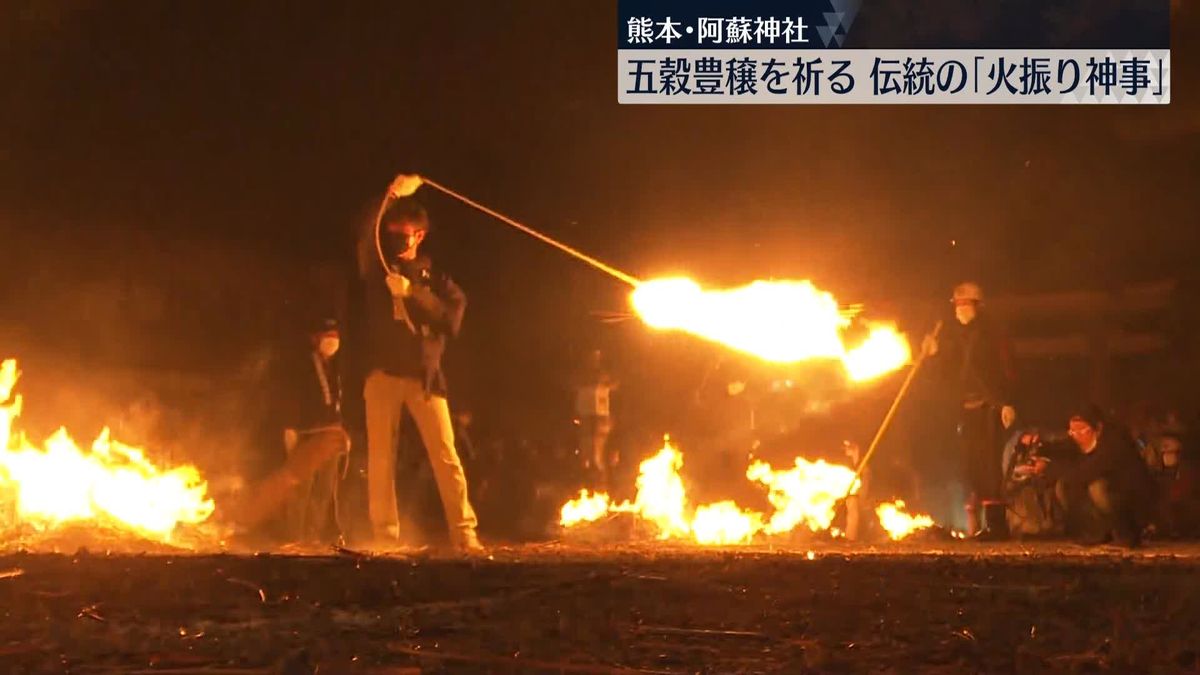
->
[280,317,348,544]
[361,175,481,553]
[922,281,1018,538]
[230,318,350,542]
[573,349,618,490]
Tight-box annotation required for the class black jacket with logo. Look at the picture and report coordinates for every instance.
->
[362,255,466,396]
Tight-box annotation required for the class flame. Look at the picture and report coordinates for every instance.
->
[842,323,913,382]
[0,359,214,543]
[746,458,859,534]
[627,443,691,539]
[691,501,763,545]
[630,278,911,382]
[875,500,934,541]
[557,442,692,539]
[560,439,936,545]
[558,440,763,544]
[559,489,612,527]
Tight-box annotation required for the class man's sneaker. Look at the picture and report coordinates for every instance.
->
[453,531,487,555]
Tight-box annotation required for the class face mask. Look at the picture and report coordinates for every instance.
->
[318,337,340,358]
[389,235,412,259]
[385,229,423,261]
[954,304,977,325]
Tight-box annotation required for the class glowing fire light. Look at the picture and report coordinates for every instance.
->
[746,458,859,534]
[691,501,763,546]
[559,489,612,527]
[0,359,214,543]
[560,439,936,545]
[560,441,762,543]
[875,500,935,541]
[630,278,911,382]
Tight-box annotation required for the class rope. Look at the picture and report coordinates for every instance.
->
[373,176,642,288]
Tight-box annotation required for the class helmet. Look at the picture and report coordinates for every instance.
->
[951,281,984,304]
[311,316,339,336]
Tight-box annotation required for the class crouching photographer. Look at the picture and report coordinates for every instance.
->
[1017,405,1155,547]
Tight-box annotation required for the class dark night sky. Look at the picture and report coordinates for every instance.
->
[1,1,1198,438]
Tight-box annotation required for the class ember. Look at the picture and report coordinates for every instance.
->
[630,277,911,381]
[0,359,215,545]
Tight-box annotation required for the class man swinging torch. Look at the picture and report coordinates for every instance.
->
[360,175,482,553]
[230,175,481,554]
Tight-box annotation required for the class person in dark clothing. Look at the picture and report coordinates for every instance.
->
[230,318,350,542]
[277,318,348,543]
[360,175,481,553]
[1149,432,1200,538]
[1054,404,1154,547]
[923,281,1018,537]
[573,349,619,491]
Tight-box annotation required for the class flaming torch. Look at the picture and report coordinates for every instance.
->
[630,278,911,382]
[408,177,913,382]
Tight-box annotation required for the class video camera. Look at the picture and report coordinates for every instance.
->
[1007,430,1077,484]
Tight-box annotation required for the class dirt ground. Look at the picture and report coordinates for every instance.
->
[3,540,1200,674]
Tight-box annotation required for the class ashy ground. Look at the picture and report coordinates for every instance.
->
[3,540,1200,674]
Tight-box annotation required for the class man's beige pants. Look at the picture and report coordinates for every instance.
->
[365,370,478,544]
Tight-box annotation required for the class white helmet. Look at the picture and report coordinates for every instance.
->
[951,281,984,304]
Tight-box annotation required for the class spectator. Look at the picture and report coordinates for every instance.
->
[278,318,349,544]
[1151,432,1200,538]
[1054,404,1155,547]
[573,349,619,490]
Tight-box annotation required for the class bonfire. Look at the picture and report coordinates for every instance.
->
[0,359,215,550]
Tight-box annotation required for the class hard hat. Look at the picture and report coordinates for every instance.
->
[311,316,339,335]
[951,281,984,304]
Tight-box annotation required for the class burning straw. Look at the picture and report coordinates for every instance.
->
[559,438,938,545]
[0,359,215,548]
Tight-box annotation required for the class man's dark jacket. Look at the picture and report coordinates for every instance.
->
[932,314,1016,407]
[1068,424,1155,501]
[273,347,343,433]
[361,254,466,396]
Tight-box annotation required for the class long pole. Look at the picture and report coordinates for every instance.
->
[842,320,944,502]
[418,177,642,288]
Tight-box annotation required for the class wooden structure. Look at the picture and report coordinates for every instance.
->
[989,280,1185,408]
